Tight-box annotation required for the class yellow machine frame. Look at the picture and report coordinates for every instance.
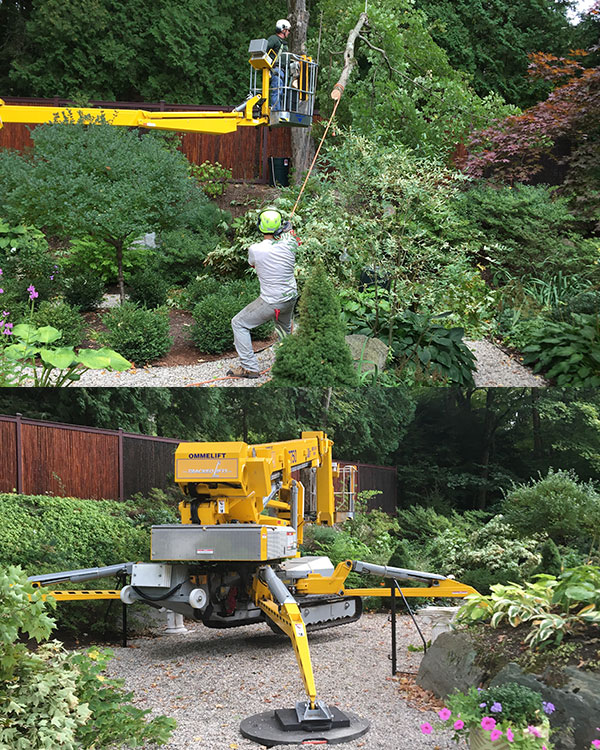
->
[29,431,478,722]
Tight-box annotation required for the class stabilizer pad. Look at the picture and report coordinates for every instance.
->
[240,708,369,747]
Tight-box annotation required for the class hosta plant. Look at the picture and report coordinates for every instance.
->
[456,566,600,648]
[3,322,131,386]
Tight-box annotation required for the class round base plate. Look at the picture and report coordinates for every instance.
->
[240,708,370,747]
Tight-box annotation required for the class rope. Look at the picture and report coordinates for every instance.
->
[290,96,340,218]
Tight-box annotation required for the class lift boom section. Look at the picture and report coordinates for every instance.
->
[0,41,317,135]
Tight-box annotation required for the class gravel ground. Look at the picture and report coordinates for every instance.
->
[106,612,457,750]
[465,340,547,388]
[56,338,546,388]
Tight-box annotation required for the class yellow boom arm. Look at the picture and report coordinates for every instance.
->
[0,95,267,135]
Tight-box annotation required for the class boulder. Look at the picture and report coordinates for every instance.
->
[416,630,485,698]
[345,334,388,374]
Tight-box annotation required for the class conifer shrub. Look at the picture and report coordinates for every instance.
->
[271,261,359,387]
[128,261,169,309]
[99,302,172,365]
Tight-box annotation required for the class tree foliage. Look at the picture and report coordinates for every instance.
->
[0,117,207,299]
[415,0,575,107]
[313,0,513,158]
[464,50,600,224]
[0,0,281,103]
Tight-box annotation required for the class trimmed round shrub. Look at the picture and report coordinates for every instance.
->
[100,302,172,365]
[62,271,105,311]
[190,279,274,354]
[128,262,169,309]
[33,300,86,347]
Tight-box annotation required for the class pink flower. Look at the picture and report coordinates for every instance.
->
[481,717,497,731]
[420,723,433,735]
[27,284,38,300]
[490,730,503,741]
[454,719,465,730]
[438,708,452,721]
[528,726,542,738]
[592,742,600,749]
[506,728,514,742]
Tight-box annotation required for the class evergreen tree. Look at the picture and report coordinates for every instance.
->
[271,261,359,387]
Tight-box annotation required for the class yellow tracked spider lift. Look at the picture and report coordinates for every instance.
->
[29,432,478,747]
[0,41,317,135]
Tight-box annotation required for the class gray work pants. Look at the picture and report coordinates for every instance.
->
[231,296,296,372]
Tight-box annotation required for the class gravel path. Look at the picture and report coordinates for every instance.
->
[465,340,547,388]
[64,339,546,388]
[106,612,456,750]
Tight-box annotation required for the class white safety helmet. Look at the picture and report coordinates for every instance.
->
[276,19,291,32]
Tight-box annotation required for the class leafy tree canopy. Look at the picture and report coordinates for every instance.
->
[0,0,281,103]
[313,0,514,158]
[415,0,575,107]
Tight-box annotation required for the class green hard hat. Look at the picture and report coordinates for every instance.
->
[258,208,282,234]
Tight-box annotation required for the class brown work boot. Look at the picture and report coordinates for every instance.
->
[226,366,260,379]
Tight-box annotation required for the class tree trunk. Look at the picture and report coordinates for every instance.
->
[476,389,496,510]
[288,0,315,183]
[531,388,544,460]
[115,239,125,304]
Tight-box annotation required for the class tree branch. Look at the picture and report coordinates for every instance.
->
[331,12,368,100]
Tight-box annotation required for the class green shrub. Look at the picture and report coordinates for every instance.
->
[271,261,359,387]
[551,289,600,322]
[32,300,86,347]
[190,160,232,198]
[522,313,600,385]
[100,302,172,365]
[451,184,596,281]
[0,566,175,748]
[128,261,169,309]
[191,279,274,354]
[502,469,600,548]
[62,270,106,311]
[532,538,563,578]
[425,515,541,592]
[181,274,223,309]
[64,236,152,286]
[158,200,228,286]
[0,220,58,306]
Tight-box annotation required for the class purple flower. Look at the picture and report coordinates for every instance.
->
[0,268,2,275]
[528,726,542,738]
[481,717,496,731]
[491,702,502,713]
[27,284,38,300]
[480,702,487,708]
[542,702,555,715]
[50,275,54,281]
[420,722,433,735]
[0,289,3,294]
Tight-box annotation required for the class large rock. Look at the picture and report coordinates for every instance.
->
[345,334,388,374]
[416,631,485,698]
[491,662,600,750]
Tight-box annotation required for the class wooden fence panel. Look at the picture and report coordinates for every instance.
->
[122,437,178,499]
[20,424,119,500]
[0,420,18,492]
[357,464,398,514]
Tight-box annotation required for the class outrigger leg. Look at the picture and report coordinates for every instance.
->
[240,565,369,747]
